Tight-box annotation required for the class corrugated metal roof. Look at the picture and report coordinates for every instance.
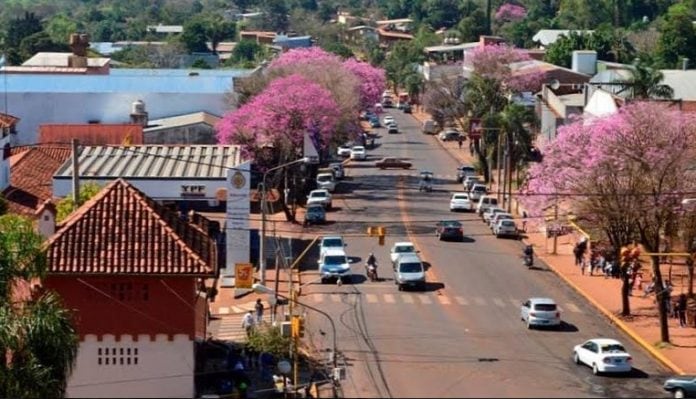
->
[661,70,696,101]
[425,42,479,53]
[532,30,594,47]
[54,145,242,179]
[145,112,221,131]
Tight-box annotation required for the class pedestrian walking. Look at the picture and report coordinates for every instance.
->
[521,211,528,233]
[469,142,474,156]
[677,293,687,327]
[241,310,255,337]
[458,136,463,150]
[255,298,264,324]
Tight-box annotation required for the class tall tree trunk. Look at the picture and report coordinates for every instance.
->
[651,255,670,343]
[620,261,632,316]
[474,139,490,183]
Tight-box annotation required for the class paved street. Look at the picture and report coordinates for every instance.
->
[298,109,670,398]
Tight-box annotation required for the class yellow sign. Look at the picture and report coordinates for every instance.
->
[235,263,254,289]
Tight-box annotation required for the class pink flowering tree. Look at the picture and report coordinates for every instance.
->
[466,43,542,93]
[521,102,696,342]
[495,3,527,22]
[342,58,386,110]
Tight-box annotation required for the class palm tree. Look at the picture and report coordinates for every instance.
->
[497,103,537,211]
[624,59,674,100]
[0,215,78,398]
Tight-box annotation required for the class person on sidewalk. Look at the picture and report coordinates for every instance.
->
[458,136,463,150]
[241,310,255,337]
[255,298,264,324]
[677,293,687,327]
[522,211,528,233]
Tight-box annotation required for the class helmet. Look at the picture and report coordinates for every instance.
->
[526,245,533,250]
[369,252,374,256]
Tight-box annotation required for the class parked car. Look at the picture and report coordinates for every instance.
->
[494,219,518,238]
[316,173,337,193]
[449,192,473,212]
[319,235,346,256]
[476,196,499,216]
[520,298,561,329]
[402,103,412,113]
[382,97,394,108]
[337,144,352,157]
[375,157,411,169]
[483,207,506,224]
[387,124,399,134]
[436,220,464,241]
[390,241,418,265]
[469,183,488,201]
[383,115,395,126]
[489,212,513,230]
[318,248,352,284]
[329,162,344,179]
[369,116,381,128]
[573,339,633,375]
[393,254,426,291]
[304,203,326,225]
[456,165,477,182]
[422,119,438,135]
[439,130,463,142]
[306,189,332,209]
[663,375,696,398]
[350,146,367,161]
[464,176,484,192]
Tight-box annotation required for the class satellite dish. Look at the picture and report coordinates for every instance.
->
[549,79,561,90]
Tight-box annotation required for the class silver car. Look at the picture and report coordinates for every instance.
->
[521,297,561,329]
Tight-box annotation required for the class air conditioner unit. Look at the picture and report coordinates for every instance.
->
[280,321,292,337]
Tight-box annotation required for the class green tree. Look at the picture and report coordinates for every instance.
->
[19,31,70,62]
[554,0,612,29]
[622,58,674,99]
[56,182,103,223]
[656,4,696,69]
[456,1,488,42]
[44,14,78,46]
[3,12,43,65]
[262,0,290,32]
[206,15,236,55]
[191,58,212,69]
[0,214,79,398]
[421,0,464,29]
[384,41,425,93]
[181,18,210,53]
[229,39,265,65]
[0,194,7,215]
[322,42,354,59]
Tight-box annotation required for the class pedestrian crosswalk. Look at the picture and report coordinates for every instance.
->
[306,292,585,313]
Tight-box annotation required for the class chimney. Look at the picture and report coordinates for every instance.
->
[36,200,57,238]
[682,58,689,70]
[68,33,90,68]
[129,99,149,127]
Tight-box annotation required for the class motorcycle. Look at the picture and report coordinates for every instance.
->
[523,254,533,268]
[365,262,378,282]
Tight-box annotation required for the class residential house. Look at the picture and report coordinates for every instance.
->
[239,31,277,45]
[0,112,19,190]
[146,24,184,35]
[532,29,594,49]
[343,25,378,44]
[273,34,313,50]
[143,112,221,144]
[39,124,144,146]
[41,179,218,398]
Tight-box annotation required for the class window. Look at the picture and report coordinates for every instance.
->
[98,346,139,366]
[534,304,557,311]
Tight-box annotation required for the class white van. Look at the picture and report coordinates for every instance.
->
[422,119,437,134]
[476,196,499,216]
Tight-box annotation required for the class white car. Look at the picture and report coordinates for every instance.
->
[476,196,499,216]
[319,235,346,256]
[383,115,395,126]
[337,144,352,157]
[390,242,418,265]
[520,297,560,329]
[306,189,332,209]
[449,192,473,212]
[494,219,518,238]
[483,207,505,224]
[469,183,488,201]
[489,212,513,230]
[350,146,367,161]
[573,338,633,375]
[316,173,337,193]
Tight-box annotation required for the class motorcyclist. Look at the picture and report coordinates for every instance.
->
[366,253,378,280]
[523,245,534,263]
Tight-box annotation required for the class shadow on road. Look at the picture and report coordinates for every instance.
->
[423,282,446,292]
[556,321,580,332]
[602,367,651,379]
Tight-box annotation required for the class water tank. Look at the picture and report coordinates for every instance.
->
[572,51,597,76]
[131,100,146,115]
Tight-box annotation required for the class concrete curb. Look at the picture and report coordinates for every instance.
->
[526,240,686,375]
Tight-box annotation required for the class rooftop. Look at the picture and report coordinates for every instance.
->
[23,52,110,68]
[40,124,144,145]
[54,145,242,180]
[425,42,480,53]
[532,30,594,47]
[661,70,696,101]
[45,179,216,276]
[145,112,221,132]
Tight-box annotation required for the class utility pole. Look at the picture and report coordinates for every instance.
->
[71,139,80,206]
[259,182,267,284]
[496,132,502,201]
[552,195,559,255]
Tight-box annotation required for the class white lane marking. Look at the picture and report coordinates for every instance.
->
[566,303,582,313]
[330,294,341,303]
[493,298,506,307]
[418,295,433,305]
[402,294,414,304]
[474,297,486,306]
[438,295,452,305]
[365,293,378,303]
[313,293,324,303]
[455,296,469,305]
[383,294,396,304]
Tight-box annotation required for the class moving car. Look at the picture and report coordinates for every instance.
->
[520,298,561,329]
[449,192,473,212]
[438,130,462,142]
[436,220,464,241]
[402,103,412,113]
[306,189,332,210]
[387,124,399,134]
[304,203,326,225]
[394,254,426,291]
[369,116,381,128]
[329,162,344,180]
[663,375,696,398]
[318,248,352,284]
[463,175,484,192]
[494,219,518,238]
[573,338,633,375]
[476,196,499,216]
[350,146,367,161]
[337,144,352,157]
[469,183,488,201]
[390,242,418,265]
[483,207,506,223]
[383,115,395,126]
[375,157,411,169]
[489,212,513,230]
[456,165,477,182]
[422,119,437,135]
[319,235,346,256]
[316,173,337,192]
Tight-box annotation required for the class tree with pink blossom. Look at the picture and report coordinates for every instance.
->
[342,58,386,110]
[495,3,527,22]
[520,102,696,342]
[466,43,541,93]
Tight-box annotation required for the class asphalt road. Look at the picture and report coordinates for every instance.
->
[298,109,670,398]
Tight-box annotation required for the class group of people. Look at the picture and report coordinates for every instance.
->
[241,299,266,337]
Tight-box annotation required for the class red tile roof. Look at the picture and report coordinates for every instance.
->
[2,145,72,217]
[0,113,20,128]
[39,124,144,145]
[46,179,217,276]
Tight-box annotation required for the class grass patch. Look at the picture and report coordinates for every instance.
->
[654,341,673,349]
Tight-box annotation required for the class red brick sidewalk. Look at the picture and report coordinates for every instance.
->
[410,108,695,375]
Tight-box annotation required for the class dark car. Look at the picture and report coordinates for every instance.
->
[369,116,381,128]
[375,157,412,169]
[402,103,412,113]
[436,220,464,241]
[664,375,696,398]
[304,204,326,226]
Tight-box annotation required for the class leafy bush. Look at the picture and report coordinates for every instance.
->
[247,324,291,359]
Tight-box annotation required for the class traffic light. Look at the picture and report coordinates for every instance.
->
[298,317,305,338]
[291,315,300,338]
[377,226,386,246]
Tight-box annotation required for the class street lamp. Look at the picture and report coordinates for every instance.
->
[252,283,338,372]
[259,157,309,285]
